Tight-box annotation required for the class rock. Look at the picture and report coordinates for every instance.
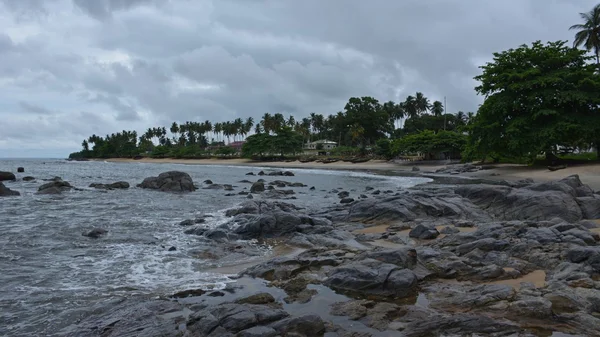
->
[187,303,289,335]
[283,171,295,176]
[247,194,254,199]
[172,289,206,298]
[168,246,177,251]
[258,171,265,176]
[37,180,72,194]
[0,171,16,181]
[409,224,440,239]
[340,197,355,204]
[203,184,223,190]
[271,315,325,336]
[22,176,35,181]
[359,194,368,199]
[235,293,275,305]
[82,228,108,238]
[237,326,278,337]
[179,219,195,226]
[309,186,315,190]
[89,181,130,189]
[250,181,265,193]
[0,182,19,197]
[440,226,460,234]
[324,259,418,298]
[137,171,196,192]
[245,172,255,176]
[17,167,24,173]
[338,191,350,198]
[412,166,420,172]
[224,184,234,191]
[203,179,213,184]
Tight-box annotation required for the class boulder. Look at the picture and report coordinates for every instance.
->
[0,182,20,197]
[137,171,196,192]
[89,181,130,190]
[412,166,420,172]
[82,228,108,238]
[17,167,24,173]
[37,180,72,195]
[22,176,35,181]
[324,259,418,298]
[340,197,355,204]
[337,191,350,198]
[187,303,289,335]
[250,181,265,193]
[270,315,325,336]
[283,171,295,176]
[0,171,16,181]
[409,224,440,239]
[245,172,255,176]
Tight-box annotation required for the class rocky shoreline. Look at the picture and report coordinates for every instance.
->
[46,168,599,337]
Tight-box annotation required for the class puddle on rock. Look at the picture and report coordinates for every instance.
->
[487,270,546,289]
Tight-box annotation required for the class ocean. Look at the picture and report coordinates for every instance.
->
[0,159,430,336]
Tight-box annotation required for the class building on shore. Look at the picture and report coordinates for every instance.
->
[303,139,338,150]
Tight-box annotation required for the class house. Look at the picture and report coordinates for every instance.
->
[304,139,338,150]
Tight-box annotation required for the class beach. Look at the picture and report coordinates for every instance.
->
[103,157,600,190]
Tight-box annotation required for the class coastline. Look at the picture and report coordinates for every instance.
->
[99,157,600,190]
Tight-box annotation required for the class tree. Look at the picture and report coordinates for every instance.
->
[431,101,444,116]
[570,3,600,67]
[466,40,600,162]
[415,92,432,115]
[343,97,394,147]
[403,95,418,119]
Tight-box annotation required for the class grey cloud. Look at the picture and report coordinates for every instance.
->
[72,0,168,20]
[88,94,140,121]
[19,102,53,114]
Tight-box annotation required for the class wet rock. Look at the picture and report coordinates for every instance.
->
[271,314,325,336]
[22,176,35,181]
[357,247,418,269]
[237,326,278,337]
[262,189,296,199]
[283,171,295,176]
[359,194,368,199]
[412,166,420,172]
[250,181,265,193]
[82,228,108,238]
[258,171,265,176]
[0,182,20,197]
[338,191,350,198]
[89,181,130,190]
[187,303,289,335]
[203,184,223,190]
[0,171,16,181]
[340,197,355,204]
[172,288,206,298]
[137,171,196,192]
[309,186,315,190]
[409,224,440,240]
[324,259,418,298]
[37,179,73,195]
[224,184,234,191]
[245,172,255,176]
[178,219,195,226]
[440,226,460,234]
[235,293,275,305]
[17,167,24,173]
[247,194,254,199]
[168,246,176,251]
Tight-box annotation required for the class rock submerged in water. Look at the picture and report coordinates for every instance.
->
[37,179,73,195]
[137,171,196,192]
[22,176,35,181]
[0,182,20,197]
[82,228,108,238]
[89,181,130,190]
[0,171,16,181]
[17,167,24,173]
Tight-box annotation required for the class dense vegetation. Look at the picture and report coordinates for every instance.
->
[71,4,600,163]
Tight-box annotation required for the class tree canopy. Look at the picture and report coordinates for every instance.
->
[465,40,600,162]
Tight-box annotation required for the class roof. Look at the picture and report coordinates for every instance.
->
[307,140,337,144]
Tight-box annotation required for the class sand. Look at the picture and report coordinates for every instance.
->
[101,158,600,190]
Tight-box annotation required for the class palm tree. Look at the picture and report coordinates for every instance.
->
[403,95,418,119]
[456,111,467,125]
[570,3,600,67]
[415,92,432,115]
[431,101,444,116]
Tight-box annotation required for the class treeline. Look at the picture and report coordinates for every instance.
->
[70,92,473,160]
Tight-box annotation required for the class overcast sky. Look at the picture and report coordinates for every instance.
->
[0,0,597,158]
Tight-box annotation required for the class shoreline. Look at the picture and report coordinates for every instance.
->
[98,157,600,190]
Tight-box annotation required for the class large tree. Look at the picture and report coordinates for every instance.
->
[343,97,394,147]
[570,3,600,67]
[466,40,600,162]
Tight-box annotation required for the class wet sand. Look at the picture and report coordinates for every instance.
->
[488,270,547,289]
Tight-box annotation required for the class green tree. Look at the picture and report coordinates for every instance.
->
[467,40,600,162]
[343,97,393,147]
[570,3,600,67]
[431,101,444,116]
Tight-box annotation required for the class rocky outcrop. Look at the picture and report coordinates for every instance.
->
[37,180,73,195]
[0,182,19,196]
[250,181,265,193]
[0,171,16,181]
[89,182,130,190]
[137,171,196,192]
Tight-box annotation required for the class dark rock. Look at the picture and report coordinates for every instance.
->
[283,171,295,176]
[89,181,130,189]
[324,259,418,298]
[440,226,460,234]
[0,182,19,197]
[207,291,225,297]
[235,293,275,305]
[203,184,223,190]
[271,315,325,336]
[371,190,381,195]
[338,191,350,198]
[409,224,440,239]
[22,176,35,181]
[137,171,196,192]
[250,181,265,193]
[37,180,72,195]
[0,171,16,181]
[309,186,315,190]
[172,288,206,298]
[187,303,289,335]
[258,171,265,176]
[412,166,420,172]
[268,171,284,176]
[247,194,254,199]
[238,326,278,337]
[17,167,24,173]
[224,184,234,191]
[246,172,255,176]
[359,194,368,199]
[82,228,108,238]
[204,179,213,184]
[168,246,176,251]
[340,197,355,204]
[179,219,195,226]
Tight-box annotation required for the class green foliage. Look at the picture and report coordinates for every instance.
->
[344,97,394,146]
[330,146,361,156]
[393,130,467,159]
[242,128,303,158]
[375,138,394,159]
[466,40,600,162]
[402,114,465,135]
[315,143,324,150]
[215,146,236,156]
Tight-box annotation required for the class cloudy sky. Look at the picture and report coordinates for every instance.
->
[0,0,597,158]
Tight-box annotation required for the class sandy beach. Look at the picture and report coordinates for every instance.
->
[102,157,600,190]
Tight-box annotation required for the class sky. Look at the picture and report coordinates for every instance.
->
[0,0,598,158]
